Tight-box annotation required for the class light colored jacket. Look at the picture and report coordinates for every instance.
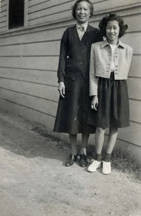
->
[89,40,133,96]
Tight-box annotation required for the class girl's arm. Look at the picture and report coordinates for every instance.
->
[89,44,98,110]
[89,44,98,96]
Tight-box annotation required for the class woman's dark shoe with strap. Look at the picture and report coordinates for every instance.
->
[79,154,88,167]
[65,154,77,167]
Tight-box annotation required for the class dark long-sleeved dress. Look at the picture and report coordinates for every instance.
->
[54,25,102,134]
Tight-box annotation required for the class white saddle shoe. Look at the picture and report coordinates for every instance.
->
[102,161,111,175]
[87,160,101,172]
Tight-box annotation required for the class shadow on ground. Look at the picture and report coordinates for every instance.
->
[0,113,140,180]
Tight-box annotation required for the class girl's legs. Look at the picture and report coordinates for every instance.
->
[95,127,106,160]
[95,127,118,159]
[104,127,118,161]
[88,127,105,172]
[102,127,118,174]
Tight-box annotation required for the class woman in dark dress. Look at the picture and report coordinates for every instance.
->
[54,0,101,167]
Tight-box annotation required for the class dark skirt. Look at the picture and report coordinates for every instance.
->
[54,76,96,134]
[88,72,130,129]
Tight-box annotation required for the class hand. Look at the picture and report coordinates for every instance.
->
[91,96,98,111]
[58,82,65,98]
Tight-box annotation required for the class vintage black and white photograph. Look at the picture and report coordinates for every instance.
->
[0,0,140,215]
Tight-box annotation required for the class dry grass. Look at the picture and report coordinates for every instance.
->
[112,149,141,180]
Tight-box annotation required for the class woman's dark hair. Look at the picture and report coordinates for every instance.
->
[72,0,94,19]
[99,13,128,38]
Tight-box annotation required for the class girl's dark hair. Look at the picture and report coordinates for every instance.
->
[72,0,94,19]
[99,13,128,38]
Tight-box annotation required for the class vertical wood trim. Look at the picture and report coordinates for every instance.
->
[0,0,2,12]
[6,0,8,30]
[24,0,29,27]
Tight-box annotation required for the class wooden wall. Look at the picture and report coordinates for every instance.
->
[0,0,140,151]
[0,0,7,32]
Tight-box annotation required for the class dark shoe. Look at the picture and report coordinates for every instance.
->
[65,154,77,167]
[86,155,94,165]
[79,154,88,167]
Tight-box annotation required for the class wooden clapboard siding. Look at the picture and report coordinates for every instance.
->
[0,0,7,32]
[128,78,141,101]
[28,0,141,26]
[119,122,141,146]
[0,0,140,152]
[129,100,141,123]
[129,55,141,78]
[0,97,56,129]
[0,28,62,45]
[123,33,141,55]
[0,11,6,19]
[28,0,72,25]
[0,67,57,86]
[0,88,57,117]
[0,40,60,56]
[94,0,140,13]
[0,78,58,102]
[0,56,58,70]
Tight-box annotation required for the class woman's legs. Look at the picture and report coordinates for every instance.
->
[69,133,90,156]
[80,133,89,155]
[69,134,77,156]
[65,134,77,167]
[79,133,89,167]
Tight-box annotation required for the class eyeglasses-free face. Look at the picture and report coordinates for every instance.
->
[106,20,120,44]
[75,1,91,24]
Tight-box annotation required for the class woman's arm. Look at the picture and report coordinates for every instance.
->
[57,29,68,98]
[57,29,68,83]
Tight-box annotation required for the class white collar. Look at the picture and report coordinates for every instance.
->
[101,39,126,49]
[76,22,88,32]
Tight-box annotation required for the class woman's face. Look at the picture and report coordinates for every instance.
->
[106,20,120,43]
[75,1,91,24]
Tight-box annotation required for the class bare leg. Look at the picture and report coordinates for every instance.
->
[80,133,89,155]
[87,128,105,172]
[69,134,77,156]
[65,134,77,167]
[79,133,89,167]
[95,127,106,155]
[102,127,118,174]
[106,127,118,154]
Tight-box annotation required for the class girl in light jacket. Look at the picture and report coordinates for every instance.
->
[88,14,133,174]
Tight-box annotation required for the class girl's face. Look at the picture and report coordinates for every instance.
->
[106,20,120,43]
[75,1,91,24]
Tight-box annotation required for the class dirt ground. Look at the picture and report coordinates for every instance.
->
[0,111,140,216]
